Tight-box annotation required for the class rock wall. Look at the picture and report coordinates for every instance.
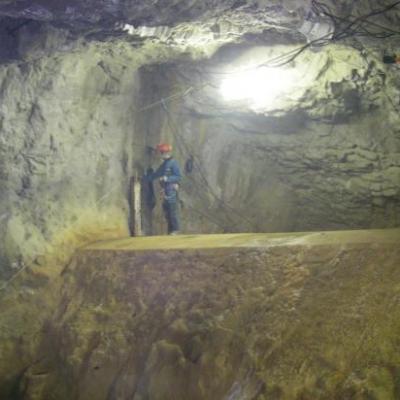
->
[1,32,399,280]
[137,44,400,234]
[0,37,181,279]
[0,20,399,400]
[0,37,181,398]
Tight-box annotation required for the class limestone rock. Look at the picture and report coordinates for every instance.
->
[1,230,400,399]
[0,40,179,278]
[135,43,400,233]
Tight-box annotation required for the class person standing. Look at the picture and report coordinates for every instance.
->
[145,143,182,235]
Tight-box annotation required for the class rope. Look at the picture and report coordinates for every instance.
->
[160,99,255,230]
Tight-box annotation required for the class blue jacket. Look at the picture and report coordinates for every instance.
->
[146,157,181,202]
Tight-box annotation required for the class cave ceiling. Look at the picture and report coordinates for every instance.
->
[1,1,400,120]
[0,0,400,47]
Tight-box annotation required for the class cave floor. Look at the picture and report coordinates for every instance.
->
[84,228,400,251]
[64,227,400,399]
[3,228,400,399]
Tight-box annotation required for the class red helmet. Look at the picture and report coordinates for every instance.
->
[156,143,172,153]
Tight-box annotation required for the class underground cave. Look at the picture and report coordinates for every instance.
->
[0,0,400,399]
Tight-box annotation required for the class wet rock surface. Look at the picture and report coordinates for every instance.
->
[1,230,399,399]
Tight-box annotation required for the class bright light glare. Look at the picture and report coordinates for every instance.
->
[220,66,297,108]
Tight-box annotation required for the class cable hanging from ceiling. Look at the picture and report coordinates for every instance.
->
[261,0,400,68]
[136,1,400,233]
[138,0,400,113]
[159,98,256,231]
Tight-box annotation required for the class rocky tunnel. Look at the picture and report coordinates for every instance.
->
[0,1,400,399]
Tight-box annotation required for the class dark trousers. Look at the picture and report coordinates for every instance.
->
[162,200,180,233]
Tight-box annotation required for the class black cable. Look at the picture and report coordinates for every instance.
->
[313,0,400,41]
[266,1,400,67]
[139,2,400,112]
[169,126,254,228]
[161,104,241,228]
[155,3,400,223]
[182,202,230,232]
[159,100,234,222]
[356,18,400,36]
[355,40,400,116]
[160,99,255,230]
[138,2,400,235]
[206,45,310,75]
[155,3,400,229]
[313,0,392,35]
